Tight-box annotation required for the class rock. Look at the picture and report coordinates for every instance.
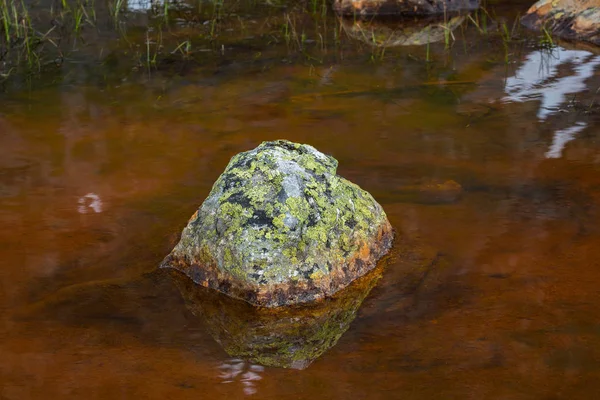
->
[521,0,600,46]
[333,0,479,17]
[160,140,394,308]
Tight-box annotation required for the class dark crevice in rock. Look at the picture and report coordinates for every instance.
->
[228,156,253,171]
[306,211,319,228]
[223,173,244,191]
[218,280,232,292]
[277,188,288,203]
[250,273,261,281]
[224,191,252,208]
[249,209,273,227]
[345,217,357,229]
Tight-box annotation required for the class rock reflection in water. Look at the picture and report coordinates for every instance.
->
[169,262,385,369]
[341,15,466,47]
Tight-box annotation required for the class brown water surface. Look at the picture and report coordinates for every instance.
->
[2,1,600,398]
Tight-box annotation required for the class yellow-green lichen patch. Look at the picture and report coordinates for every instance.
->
[164,140,392,304]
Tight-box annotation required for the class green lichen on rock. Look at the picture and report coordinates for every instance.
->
[161,140,394,307]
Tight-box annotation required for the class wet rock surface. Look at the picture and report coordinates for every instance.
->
[333,0,479,17]
[522,0,600,46]
[161,140,394,307]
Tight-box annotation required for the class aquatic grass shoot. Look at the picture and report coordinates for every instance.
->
[467,7,493,35]
[441,21,455,49]
[109,0,126,25]
[540,25,554,48]
[0,0,45,70]
[1,0,30,42]
[172,39,192,59]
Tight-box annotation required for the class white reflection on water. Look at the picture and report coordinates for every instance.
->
[546,122,588,159]
[127,0,163,11]
[503,47,600,158]
[218,359,264,396]
[77,193,103,214]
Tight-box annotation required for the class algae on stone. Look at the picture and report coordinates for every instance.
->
[161,140,394,307]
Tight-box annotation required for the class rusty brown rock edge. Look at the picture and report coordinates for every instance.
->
[333,0,479,17]
[160,221,394,308]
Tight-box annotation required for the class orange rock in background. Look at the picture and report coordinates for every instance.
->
[522,0,600,46]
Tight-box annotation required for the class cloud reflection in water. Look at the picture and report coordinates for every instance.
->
[503,48,600,159]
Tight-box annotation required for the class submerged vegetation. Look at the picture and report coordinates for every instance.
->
[0,0,562,91]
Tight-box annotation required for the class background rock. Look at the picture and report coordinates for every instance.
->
[333,0,479,17]
[522,0,600,46]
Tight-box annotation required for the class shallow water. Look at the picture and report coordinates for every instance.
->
[2,0,600,398]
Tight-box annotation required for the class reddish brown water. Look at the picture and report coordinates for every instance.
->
[2,1,600,398]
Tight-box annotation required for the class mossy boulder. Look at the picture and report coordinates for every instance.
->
[160,140,394,307]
